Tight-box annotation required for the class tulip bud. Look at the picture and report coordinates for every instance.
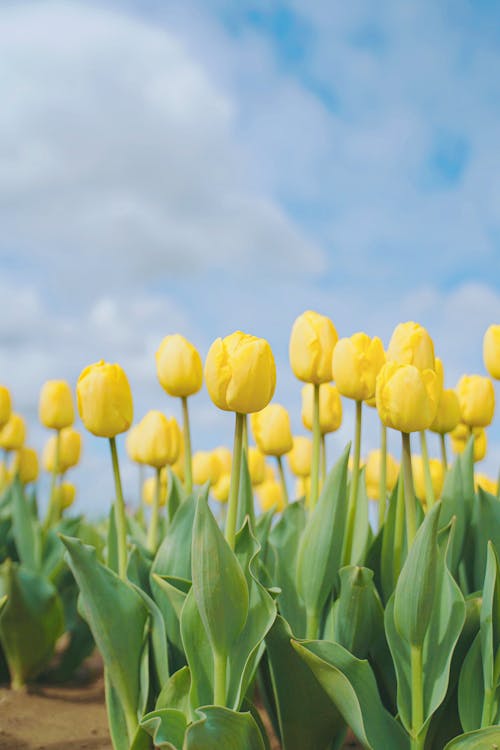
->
[192,450,222,486]
[213,446,232,474]
[135,411,180,468]
[332,332,385,401]
[364,450,399,500]
[0,386,12,429]
[387,321,435,371]
[156,334,203,398]
[289,310,338,384]
[13,447,39,485]
[56,482,76,510]
[412,456,444,502]
[376,362,439,433]
[456,375,495,428]
[483,325,500,380]
[212,473,231,503]
[0,462,11,487]
[450,424,487,462]
[77,361,133,438]
[0,413,26,451]
[39,380,74,430]
[142,472,168,506]
[430,389,461,435]
[126,425,142,464]
[295,475,310,500]
[287,436,312,477]
[256,479,286,513]
[247,447,266,486]
[205,331,276,414]
[301,383,342,434]
[250,403,293,457]
[43,427,82,474]
[475,473,497,496]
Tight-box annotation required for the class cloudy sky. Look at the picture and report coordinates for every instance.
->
[2,0,500,514]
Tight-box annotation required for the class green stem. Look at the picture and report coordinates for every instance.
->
[213,650,227,706]
[320,433,327,484]
[378,422,387,531]
[481,687,495,728]
[147,467,162,554]
[343,400,363,565]
[276,455,289,505]
[242,414,248,455]
[181,396,193,495]
[411,644,425,749]
[420,430,435,508]
[306,609,320,640]
[225,412,245,550]
[393,476,405,580]
[44,430,61,530]
[109,437,128,580]
[440,433,448,473]
[402,432,417,548]
[310,384,321,509]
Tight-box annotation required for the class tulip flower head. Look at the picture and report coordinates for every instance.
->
[387,321,435,372]
[256,479,286,513]
[77,361,133,438]
[192,450,222,486]
[430,389,461,435]
[247,446,266,486]
[39,380,74,431]
[483,325,500,380]
[156,334,203,398]
[289,310,338,384]
[251,403,293,457]
[475,473,497,496]
[301,383,342,434]
[0,413,26,451]
[456,375,495,428]
[365,450,399,500]
[412,455,444,504]
[450,423,487,462]
[143,472,168,506]
[13,447,39,485]
[332,332,385,402]
[0,386,12,429]
[135,411,181,468]
[376,362,439,433]
[287,436,313,477]
[212,473,231,503]
[43,427,82,474]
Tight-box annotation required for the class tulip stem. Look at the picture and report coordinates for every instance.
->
[402,432,417,548]
[213,650,227,706]
[343,400,362,565]
[242,415,248,455]
[109,437,128,580]
[440,433,448,473]
[310,384,321,509]
[147,467,162,554]
[378,423,387,531]
[225,412,245,550]
[320,434,327,484]
[276,456,289,506]
[420,431,435,509]
[44,429,61,530]
[393,476,405,580]
[181,397,193,495]
[306,609,320,640]
[411,644,425,750]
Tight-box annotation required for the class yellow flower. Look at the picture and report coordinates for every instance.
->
[301,383,342,434]
[77,361,133,438]
[135,411,181,468]
[192,450,222,486]
[0,386,12,429]
[450,424,487,462]
[387,321,435,371]
[364,450,399,500]
[256,479,286,513]
[43,427,82,473]
[156,334,203,398]
[287,436,312,477]
[289,310,338,384]
[251,403,293,457]
[435,357,445,395]
[247,447,266,486]
[0,462,11,487]
[295,475,310,500]
[412,456,444,502]
[56,482,77,510]
[39,380,74,430]
[126,425,142,464]
[430,389,461,435]
[142,471,168,506]
[332,332,385,401]
[0,413,26,451]
[456,375,495,428]
[212,473,231,503]
[13,447,39,485]
[475,473,497,496]
[213,446,232,474]
[483,325,500,380]
[376,362,439,433]
[205,331,276,414]
[172,435,185,481]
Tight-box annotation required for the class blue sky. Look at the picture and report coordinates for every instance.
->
[1,0,500,514]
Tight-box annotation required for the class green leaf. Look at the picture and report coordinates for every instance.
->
[269,501,307,636]
[458,634,484,732]
[380,477,407,604]
[131,582,170,689]
[185,706,265,750]
[11,478,42,572]
[140,708,187,749]
[236,450,255,533]
[440,448,472,582]
[127,545,153,595]
[469,488,500,592]
[167,469,186,523]
[181,587,214,710]
[292,638,409,750]
[480,542,500,717]
[443,726,500,750]
[349,467,371,565]
[156,666,191,714]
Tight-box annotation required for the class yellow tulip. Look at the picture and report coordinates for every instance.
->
[251,404,293,457]
[0,386,12,429]
[56,482,76,510]
[483,325,500,380]
[126,425,142,464]
[264,463,276,481]
[435,357,445,395]
[376,362,439,433]
[13,447,39,485]
[77,361,133,438]
[43,427,82,473]
[39,380,74,430]
[0,413,26,451]
[172,436,185,481]
[295,476,310,500]
[142,472,168,506]
[247,447,266,486]
[412,455,444,502]
[301,383,342,433]
[135,411,180,468]
[332,332,385,401]
[192,450,222,486]
[450,424,487,462]
[475,473,497,496]
[0,462,11,488]
[365,450,399,500]
[205,331,276,414]
[387,321,435,371]
[212,473,231,503]
[256,479,286,513]
[289,310,338,384]
[287,436,312,477]
[156,334,203,398]
[213,446,232,474]
[430,389,461,435]
[456,375,495,428]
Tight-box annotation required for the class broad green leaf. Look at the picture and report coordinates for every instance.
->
[49,568,94,681]
[167,469,186,523]
[349,468,371,566]
[440,446,472,582]
[292,638,409,750]
[131,582,170,689]
[444,726,500,750]
[236,450,255,534]
[380,477,407,603]
[185,706,265,750]
[127,545,153,595]
[156,666,191,714]
[469,489,500,593]
[266,616,344,750]
[181,587,214,710]
[11,478,42,572]
[479,542,500,723]
[140,708,187,749]
[458,634,483,732]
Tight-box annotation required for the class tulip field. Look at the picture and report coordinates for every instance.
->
[1,315,500,750]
